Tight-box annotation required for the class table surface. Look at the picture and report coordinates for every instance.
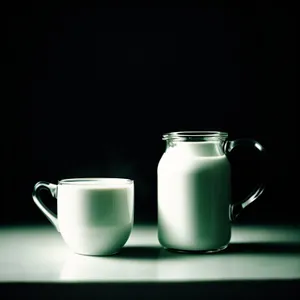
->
[1,224,300,283]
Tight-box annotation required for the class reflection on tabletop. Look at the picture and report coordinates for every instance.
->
[0,225,300,282]
[60,225,300,282]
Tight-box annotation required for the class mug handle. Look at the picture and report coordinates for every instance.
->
[32,181,59,231]
[224,139,266,221]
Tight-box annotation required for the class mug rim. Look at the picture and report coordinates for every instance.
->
[58,178,134,185]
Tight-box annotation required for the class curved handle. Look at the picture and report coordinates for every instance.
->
[225,138,266,221]
[32,181,59,231]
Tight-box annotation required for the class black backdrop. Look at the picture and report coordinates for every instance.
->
[4,4,297,225]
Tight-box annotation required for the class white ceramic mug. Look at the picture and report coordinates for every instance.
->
[32,178,134,256]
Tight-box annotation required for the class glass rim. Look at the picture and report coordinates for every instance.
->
[58,178,133,185]
[163,131,228,140]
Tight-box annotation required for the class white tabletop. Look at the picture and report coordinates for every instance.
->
[1,224,300,298]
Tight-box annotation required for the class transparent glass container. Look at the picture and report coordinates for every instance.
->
[157,131,265,253]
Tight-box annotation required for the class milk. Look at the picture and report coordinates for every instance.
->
[157,142,231,252]
[57,180,134,255]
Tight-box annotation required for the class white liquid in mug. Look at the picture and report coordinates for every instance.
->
[57,181,134,256]
[157,142,231,252]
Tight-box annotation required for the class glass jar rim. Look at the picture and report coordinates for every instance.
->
[163,131,228,141]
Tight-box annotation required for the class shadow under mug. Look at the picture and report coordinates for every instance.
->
[32,178,134,256]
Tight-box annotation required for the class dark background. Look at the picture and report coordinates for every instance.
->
[4,3,297,226]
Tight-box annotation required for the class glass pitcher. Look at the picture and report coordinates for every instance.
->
[157,131,265,253]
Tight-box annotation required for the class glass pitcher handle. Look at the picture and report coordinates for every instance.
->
[224,139,266,221]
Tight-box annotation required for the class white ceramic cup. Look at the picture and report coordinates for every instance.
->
[32,178,134,256]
